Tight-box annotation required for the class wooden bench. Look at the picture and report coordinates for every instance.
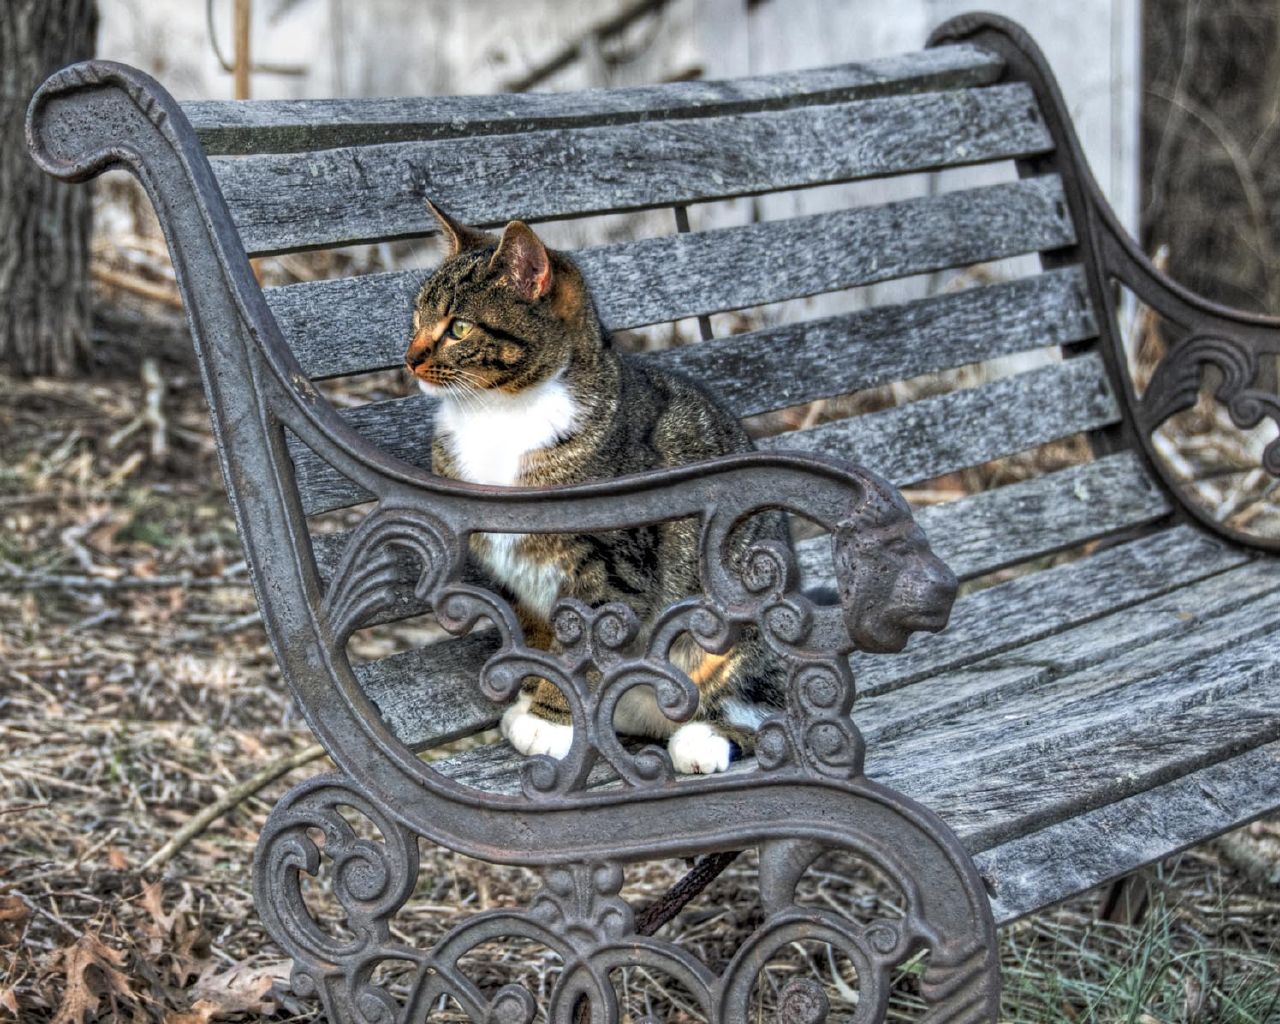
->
[28,12,1280,1023]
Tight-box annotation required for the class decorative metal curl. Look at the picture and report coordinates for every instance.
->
[252,774,422,1024]
[321,506,462,642]
[1141,332,1280,477]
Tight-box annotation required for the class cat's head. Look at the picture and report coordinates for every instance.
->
[405,202,596,397]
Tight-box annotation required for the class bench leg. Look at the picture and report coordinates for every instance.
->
[252,771,1001,1023]
[1096,868,1155,926]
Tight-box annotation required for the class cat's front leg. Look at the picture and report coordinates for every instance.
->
[667,721,735,774]
[500,682,575,759]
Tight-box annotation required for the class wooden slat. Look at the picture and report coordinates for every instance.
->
[356,453,1169,751]
[291,332,1106,518]
[651,267,1095,419]
[854,559,1280,749]
[882,451,1169,581]
[756,354,1119,482]
[214,83,1052,255]
[185,46,1004,154]
[979,740,1280,923]
[852,524,1248,697]
[890,594,1280,851]
[270,177,1078,381]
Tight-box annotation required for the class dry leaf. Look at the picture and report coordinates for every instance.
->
[106,847,129,871]
[138,882,206,985]
[0,896,29,924]
[1,987,20,1016]
[50,933,136,1024]
[183,960,287,1020]
[139,881,175,937]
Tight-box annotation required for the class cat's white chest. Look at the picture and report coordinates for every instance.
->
[428,374,578,487]
[429,374,578,617]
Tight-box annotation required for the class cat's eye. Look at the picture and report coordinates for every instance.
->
[448,318,474,340]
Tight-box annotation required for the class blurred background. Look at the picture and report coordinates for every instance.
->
[4,2,1280,1022]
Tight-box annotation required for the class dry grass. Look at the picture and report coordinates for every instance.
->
[1,342,1278,1022]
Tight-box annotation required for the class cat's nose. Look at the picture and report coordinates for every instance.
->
[405,327,433,368]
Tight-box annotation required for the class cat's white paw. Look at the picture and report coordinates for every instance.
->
[501,694,574,759]
[668,722,733,775]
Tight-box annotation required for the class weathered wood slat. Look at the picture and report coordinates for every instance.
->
[214,83,1052,255]
[854,559,1280,749]
[291,339,1109,518]
[756,354,1118,481]
[798,450,1169,583]
[269,177,1078,380]
[355,453,1168,750]
[897,608,1280,851]
[853,524,1248,697]
[880,588,1280,834]
[979,740,1280,923]
[185,46,1004,154]
[650,267,1095,419]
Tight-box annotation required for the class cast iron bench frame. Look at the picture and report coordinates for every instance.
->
[28,12,1280,1023]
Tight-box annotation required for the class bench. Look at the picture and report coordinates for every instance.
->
[28,12,1280,1023]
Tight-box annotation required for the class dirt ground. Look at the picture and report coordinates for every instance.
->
[3,330,1280,1022]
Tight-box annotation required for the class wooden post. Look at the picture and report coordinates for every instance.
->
[233,0,251,99]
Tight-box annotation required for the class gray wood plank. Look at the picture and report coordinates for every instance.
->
[979,740,1280,923]
[290,328,1104,518]
[185,46,1004,154]
[354,633,502,751]
[214,83,1052,255]
[795,450,1170,583]
[854,559,1280,749]
[852,524,1248,697]
[271,178,1079,381]
[880,588,1280,846]
[756,354,1119,483]
[649,267,1096,419]
[354,454,1169,751]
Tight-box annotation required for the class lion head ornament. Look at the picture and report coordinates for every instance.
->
[832,473,958,654]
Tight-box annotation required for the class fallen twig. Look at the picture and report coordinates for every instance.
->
[107,358,169,460]
[13,892,85,941]
[142,743,327,873]
[93,265,184,309]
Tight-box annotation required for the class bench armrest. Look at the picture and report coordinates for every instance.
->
[934,12,1280,553]
[1096,202,1280,468]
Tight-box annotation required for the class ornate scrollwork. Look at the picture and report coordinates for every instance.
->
[1140,332,1280,477]
[257,775,999,1023]
[252,774,422,1024]
[320,506,462,642]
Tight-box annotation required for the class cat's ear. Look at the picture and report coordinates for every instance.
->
[490,221,553,301]
[425,198,493,257]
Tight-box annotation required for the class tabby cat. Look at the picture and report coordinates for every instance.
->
[405,203,790,774]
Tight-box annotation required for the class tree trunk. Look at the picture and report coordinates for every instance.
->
[1142,0,1280,314]
[0,0,97,377]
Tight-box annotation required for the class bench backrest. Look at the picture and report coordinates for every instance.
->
[182,43,1164,751]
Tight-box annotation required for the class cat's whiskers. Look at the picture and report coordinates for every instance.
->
[435,371,486,417]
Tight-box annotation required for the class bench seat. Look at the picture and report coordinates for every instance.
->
[423,522,1280,918]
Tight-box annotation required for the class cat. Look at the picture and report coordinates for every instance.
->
[405,202,790,774]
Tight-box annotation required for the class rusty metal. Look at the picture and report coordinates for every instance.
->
[930,12,1280,554]
[27,60,1002,1022]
